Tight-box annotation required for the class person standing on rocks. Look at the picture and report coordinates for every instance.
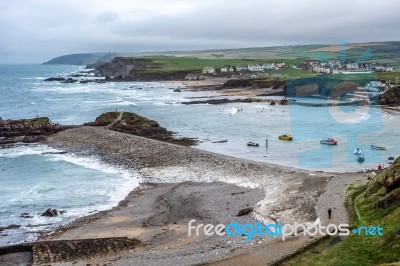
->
[328,208,332,219]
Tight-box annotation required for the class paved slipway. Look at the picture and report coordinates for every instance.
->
[31,126,367,266]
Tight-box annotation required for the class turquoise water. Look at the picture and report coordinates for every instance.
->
[0,64,399,245]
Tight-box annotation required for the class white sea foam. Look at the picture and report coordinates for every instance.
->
[0,144,61,158]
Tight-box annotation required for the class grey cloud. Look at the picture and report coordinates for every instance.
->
[0,0,399,63]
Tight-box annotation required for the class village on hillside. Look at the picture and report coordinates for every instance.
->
[192,60,396,81]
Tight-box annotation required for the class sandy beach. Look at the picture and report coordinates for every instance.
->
[163,78,285,97]
[2,126,361,265]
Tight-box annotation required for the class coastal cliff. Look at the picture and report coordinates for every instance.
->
[87,57,190,81]
[0,117,65,147]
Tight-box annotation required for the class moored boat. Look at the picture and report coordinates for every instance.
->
[371,145,386,150]
[278,134,293,141]
[354,148,362,155]
[357,156,365,163]
[247,141,259,147]
[388,156,395,164]
[320,138,337,145]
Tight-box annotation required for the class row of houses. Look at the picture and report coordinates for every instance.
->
[303,60,394,74]
[202,62,286,74]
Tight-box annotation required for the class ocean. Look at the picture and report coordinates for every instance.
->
[0,64,399,246]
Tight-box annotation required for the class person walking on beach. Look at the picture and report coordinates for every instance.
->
[328,208,332,219]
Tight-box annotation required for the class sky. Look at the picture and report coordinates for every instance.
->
[0,0,399,63]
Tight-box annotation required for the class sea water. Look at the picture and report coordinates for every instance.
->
[0,64,399,245]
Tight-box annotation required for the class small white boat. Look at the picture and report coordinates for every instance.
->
[371,145,386,150]
[354,148,362,155]
[388,157,395,164]
[320,138,337,145]
[247,141,259,147]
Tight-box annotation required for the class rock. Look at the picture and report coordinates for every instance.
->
[41,208,58,217]
[61,78,78,83]
[0,117,65,147]
[44,77,66,82]
[42,151,68,155]
[270,101,276,105]
[92,112,197,146]
[173,89,181,92]
[395,228,400,237]
[237,207,253,216]
[20,213,33,219]
[279,98,288,105]
[0,224,21,232]
[182,98,264,105]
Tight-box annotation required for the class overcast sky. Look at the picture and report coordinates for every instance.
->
[0,0,399,63]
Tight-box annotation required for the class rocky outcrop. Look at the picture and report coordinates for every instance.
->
[41,208,59,217]
[44,77,106,84]
[89,112,197,146]
[87,57,190,81]
[237,207,253,216]
[380,86,400,105]
[365,157,400,208]
[182,98,267,105]
[0,117,66,147]
[222,78,285,90]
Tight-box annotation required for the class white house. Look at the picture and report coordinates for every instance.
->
[202,67,216,74]
[236,65,248,71]
[262,64,276,70]
[220,65,234,72]
[248,64,264,71]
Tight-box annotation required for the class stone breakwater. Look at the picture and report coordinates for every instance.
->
[46,126,328,225]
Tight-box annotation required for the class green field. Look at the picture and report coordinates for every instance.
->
[143,55,266,72]
[45,42,400,69]
[149,42,400,68]
[284,159,400,266]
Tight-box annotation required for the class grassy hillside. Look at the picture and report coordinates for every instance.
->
[143,55,266,72]
[43,42,400,67]
[284,158,400,266]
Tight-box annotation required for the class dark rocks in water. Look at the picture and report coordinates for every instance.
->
[42,151,68,155]
[270,101,276,105]
[61,78,78,83]
[182,98,265,105]
[280,98,289,105]
[44,76,106,84]
[236,207,253,216]
[222,78,285,90]
[0,224,21,232]
[20,213,33,219]
[41,208,59,217]
[44,77,65,82]
[92,112,198,146]
[173,88,181,92]
[379,86,400,105]
[0,117,65,147]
